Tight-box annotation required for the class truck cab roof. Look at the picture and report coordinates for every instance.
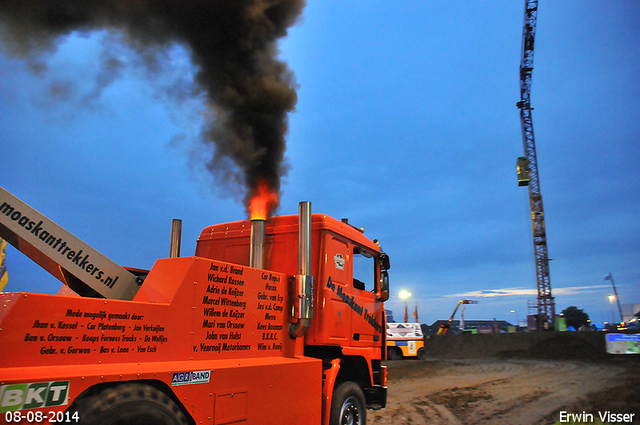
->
[196,213,381,276]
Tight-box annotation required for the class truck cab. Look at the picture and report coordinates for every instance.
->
[196,213,390,412]
[196,214,388,348]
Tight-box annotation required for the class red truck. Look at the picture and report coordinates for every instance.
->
[0,186,390,425]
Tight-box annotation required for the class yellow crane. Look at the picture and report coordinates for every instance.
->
[437,300,478,335]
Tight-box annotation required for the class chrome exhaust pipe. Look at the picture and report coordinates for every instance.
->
[249,219,265,269]
[290,201,313,339]
[170,219,182,258]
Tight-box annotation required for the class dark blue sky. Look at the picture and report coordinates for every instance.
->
[1,1,638,326]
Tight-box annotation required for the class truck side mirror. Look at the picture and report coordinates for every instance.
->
[379,253,390,271]
[379,271,389,301]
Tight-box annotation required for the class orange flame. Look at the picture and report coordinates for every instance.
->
[248,181,279,220]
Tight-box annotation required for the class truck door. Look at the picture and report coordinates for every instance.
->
[350,246,384,347]
[312,234,384,348]
[315,235,351,344]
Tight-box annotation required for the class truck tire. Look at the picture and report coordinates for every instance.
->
[68,383,189,425]
[387,346,403,360]
[330,381,367,425]
[417,347,427,360]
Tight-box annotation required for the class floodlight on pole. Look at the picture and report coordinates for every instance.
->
[399,291,411,322]
[510,309,519,327]
[398,291,410,300]
[608,295,616,323]
[605,273,623,322]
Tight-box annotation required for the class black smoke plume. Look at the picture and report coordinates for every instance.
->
[0,0,305,210]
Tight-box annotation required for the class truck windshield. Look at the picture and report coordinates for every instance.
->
[353,248,374,291]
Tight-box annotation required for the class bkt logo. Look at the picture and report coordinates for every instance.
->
[0,381,69,412]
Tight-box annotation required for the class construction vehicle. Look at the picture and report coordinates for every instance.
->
[386,322,425,360]
[0,185,390,425]
[437,300,477,336]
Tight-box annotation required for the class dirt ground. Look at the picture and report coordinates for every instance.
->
[368,333,640,425]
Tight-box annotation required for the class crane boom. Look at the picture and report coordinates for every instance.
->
[0,185,143,299]
[517,0,555,330]
[437,300,477,335]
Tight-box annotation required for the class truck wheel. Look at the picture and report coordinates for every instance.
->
[417,347,427,360]
[69,383,189,425]
[387,346,403,360]
[330,381,367,425]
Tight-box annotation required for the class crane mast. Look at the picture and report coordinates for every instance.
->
[517,0,555,330]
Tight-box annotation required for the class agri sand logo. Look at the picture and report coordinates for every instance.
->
[0,381,69,412]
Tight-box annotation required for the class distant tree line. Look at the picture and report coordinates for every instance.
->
[561,306,590,330]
